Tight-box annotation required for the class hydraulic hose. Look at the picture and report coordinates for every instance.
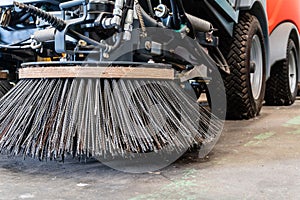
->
[170,0,180,29]
[139,4,164,28]
[13,1,65,31]
[138,1,211,32]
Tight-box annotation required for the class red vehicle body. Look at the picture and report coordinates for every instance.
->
[265,0,300,105]
[267,0,300,34]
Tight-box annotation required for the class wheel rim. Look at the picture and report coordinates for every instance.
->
[250,35,263,100]
[288,50,297,94]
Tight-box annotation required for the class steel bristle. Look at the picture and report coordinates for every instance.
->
[0,78,223,160]
[0,80,12,98]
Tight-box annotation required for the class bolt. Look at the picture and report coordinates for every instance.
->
[148,59,155,64]
[206,37,213,43]
[250,61,256,73]
[78,40,87,47]
[154,8,163,12]
[145,41,151,50]
[169,49,175,54]
[103,53,110,59]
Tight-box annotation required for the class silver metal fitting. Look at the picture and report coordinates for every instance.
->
[154,4,169,18]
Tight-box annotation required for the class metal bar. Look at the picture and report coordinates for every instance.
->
[19,66,175,80]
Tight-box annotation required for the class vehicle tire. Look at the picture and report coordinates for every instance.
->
[265,39,298,105]
[223,13,266,119]
[0,80,12,98]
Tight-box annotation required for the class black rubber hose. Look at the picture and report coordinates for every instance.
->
[146,0,155,18]
[13,1,65,31]
[139,4,164,28]
[120,0,134,30]
[10,12,31,25]
[175,0,185,16]
[170,0,180,29]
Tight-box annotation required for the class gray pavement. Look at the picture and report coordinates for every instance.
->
[1,99,300,200]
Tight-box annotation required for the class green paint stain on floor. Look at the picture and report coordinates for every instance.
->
[244,140,262,147]
[129,169,200,200]
[244,132,275,147]
[287,129,300,135]
[254,132,275,140]
[182,168,197,179]
[163,179,197,191]
[284,116,300,127]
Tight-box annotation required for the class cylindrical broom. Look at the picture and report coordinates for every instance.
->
[0,64,223,158]
[0,1,225,172]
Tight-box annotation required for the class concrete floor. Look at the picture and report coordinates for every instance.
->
[1,100,300,200]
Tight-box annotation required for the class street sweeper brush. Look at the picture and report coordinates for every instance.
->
[0,0,227,167]
[0,63,223,160]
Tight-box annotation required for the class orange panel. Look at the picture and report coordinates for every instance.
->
[267,0,300,34]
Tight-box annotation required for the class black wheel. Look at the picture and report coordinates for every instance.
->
[0,80,12,98]
[265,39,298,105]
[223,13,266,119]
